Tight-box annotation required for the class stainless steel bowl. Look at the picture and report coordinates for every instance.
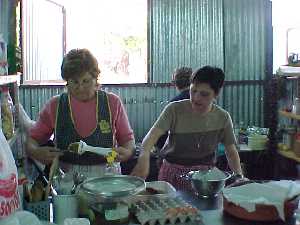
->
[187,170,231,197]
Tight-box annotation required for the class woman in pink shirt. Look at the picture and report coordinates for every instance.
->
[26,48,135,177]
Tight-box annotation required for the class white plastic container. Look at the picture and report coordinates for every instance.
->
[53,194,79,225]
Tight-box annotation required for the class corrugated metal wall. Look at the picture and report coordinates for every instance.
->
[19,84,265,142]
[150,0,224,83]
[22,0,65,82]
[221,83,265,128]
[19,0,271,142]
[222,0,271,127]
[224,0,269,81]
[0,0,11,42]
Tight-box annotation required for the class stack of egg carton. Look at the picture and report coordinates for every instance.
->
[134,197,201,225]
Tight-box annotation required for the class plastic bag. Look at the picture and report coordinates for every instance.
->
[18,103,35,132]
[18,103,41,181]
[0,210,41,225]
[0,129,20,218]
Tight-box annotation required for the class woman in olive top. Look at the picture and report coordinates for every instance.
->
[131,66,243,191]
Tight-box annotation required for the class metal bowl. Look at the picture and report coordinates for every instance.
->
[187,169,232,197]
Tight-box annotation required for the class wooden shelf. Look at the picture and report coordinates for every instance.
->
[278,150,300,163]
[0,74,20,85]
[277,66,300,77]
[279,110,300,120]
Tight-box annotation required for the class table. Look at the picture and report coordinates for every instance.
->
[177,191,296,225]
[217,147,270,180]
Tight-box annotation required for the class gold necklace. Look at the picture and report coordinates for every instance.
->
[194,118,211,149]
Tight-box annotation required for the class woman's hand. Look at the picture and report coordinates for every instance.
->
[26,137,63,165]
[114,146,134,162]
[226,174,249,187]
[28,146,63,165]
[130,151,150,179]
[114,140,135,162]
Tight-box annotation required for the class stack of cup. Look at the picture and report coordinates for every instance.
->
[53,194,79,225]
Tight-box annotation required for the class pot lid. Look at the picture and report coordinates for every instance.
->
[79,175,146,200]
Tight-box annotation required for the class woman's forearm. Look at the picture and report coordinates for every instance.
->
[225,144,243,175]
[26,137,40,158]
[26,137,62,165]
[141,127,164,154]
[130,128,164,179]
[117,139,136,162]
[121,139,135,153]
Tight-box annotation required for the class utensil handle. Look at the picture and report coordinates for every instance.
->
[45,156,59,200]
[83,145,112,156]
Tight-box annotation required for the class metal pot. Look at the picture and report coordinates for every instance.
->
[183,169,232,197]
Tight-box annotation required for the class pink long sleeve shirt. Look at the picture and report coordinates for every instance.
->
[29,92,134,146]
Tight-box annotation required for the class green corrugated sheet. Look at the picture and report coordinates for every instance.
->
[0,0,10,42]
[224,0,269,81]
[150,0,224,83]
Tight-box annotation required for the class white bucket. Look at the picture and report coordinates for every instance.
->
[53,194,78,225]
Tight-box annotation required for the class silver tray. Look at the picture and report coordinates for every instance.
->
[78,175,146,202]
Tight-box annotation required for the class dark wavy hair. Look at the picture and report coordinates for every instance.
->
[61,48,100,81]
[190,66,225,94]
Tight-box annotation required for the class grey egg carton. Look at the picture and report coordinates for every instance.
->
[133,197,202,225]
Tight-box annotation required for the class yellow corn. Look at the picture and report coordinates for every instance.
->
[106,148,117,164]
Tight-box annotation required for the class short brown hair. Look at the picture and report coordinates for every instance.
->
[172,67,193,89]
[191,66,225,95]
[61,48,100,81]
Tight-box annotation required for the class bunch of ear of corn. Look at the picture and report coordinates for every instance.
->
[68,141,118,165]
[1,102,13,140]
[24,180,45,203]
[106,148,117,165]
[68,142,81,153]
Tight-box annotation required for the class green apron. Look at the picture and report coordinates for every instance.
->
[55,90,113,165]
